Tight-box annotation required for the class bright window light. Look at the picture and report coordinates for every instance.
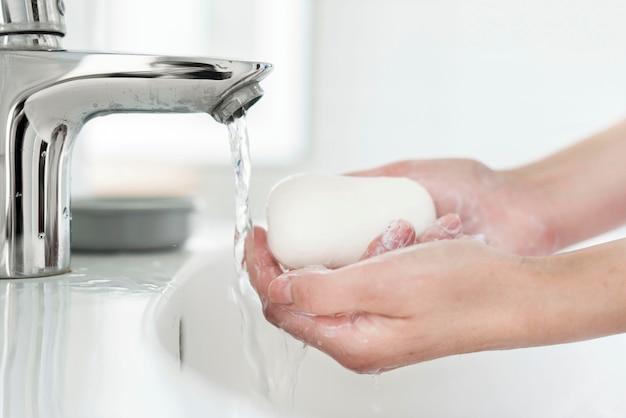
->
[63,0,311,166]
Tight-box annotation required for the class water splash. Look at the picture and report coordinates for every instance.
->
[227,114,307,416]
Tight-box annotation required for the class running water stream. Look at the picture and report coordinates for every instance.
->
[227,114,307,416]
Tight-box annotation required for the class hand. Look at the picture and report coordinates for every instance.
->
[350,159,558,255]
[247,219,626,374]
[248,213,463,309]
[246,224,532,373]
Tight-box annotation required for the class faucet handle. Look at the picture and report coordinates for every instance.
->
[0,0,66,38]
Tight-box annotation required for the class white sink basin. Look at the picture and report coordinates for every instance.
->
[150,246,626,417]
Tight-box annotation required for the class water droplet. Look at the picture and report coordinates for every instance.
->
[15,192,22,198]
[62,207,70,219]
[372,372,381,390]
[38,233,45,240]
[41,150,47,158]
[372,373,382,414]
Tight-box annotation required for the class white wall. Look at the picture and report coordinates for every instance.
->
[308,0,626,173]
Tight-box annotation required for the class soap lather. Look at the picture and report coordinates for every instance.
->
[266,173,437,269]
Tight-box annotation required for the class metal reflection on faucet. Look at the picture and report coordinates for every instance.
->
[0,0,272,278]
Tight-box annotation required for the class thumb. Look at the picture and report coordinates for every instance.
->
[267,261,402,316]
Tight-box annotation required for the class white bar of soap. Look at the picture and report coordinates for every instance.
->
[266,173,436,269]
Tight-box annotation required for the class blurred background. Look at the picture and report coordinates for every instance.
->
[63,0,626,234]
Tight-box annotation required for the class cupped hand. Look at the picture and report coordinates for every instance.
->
[247,214,462,309]
[350,159,559,255]
[246,218,537,374]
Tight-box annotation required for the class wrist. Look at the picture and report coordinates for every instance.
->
[500,166,563,253]
[516,240,626,347]
[507,119,626,248]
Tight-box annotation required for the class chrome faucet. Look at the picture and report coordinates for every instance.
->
[0,0,271,278]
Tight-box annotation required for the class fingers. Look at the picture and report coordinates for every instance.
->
[245,225,393,316]
[359,219,416,260]
[263,215,464,316]
[417,213,463,243]
[360,214,462,261]
[267,259,407,316]
[245,226,283,303]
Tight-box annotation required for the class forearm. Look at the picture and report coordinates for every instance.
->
[511,118,626,248]
[520,238,626,347]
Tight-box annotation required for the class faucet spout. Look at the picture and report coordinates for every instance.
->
[0,50,271,278]
[213,82,264,124]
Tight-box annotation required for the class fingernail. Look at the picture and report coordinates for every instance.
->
[382,219,415,250]
[437,214,462,236]
[268,277,293,305]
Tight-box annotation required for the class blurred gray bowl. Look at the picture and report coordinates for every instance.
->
[71,197,195,252]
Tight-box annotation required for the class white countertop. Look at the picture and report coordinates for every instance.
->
[0,223,271,418]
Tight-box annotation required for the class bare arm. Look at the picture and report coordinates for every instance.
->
[247,228,626,373]
[512,118,626,249]
[352,117,626,255]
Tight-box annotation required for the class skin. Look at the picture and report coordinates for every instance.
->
[350,159,559,256]
[246,117,626,373]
